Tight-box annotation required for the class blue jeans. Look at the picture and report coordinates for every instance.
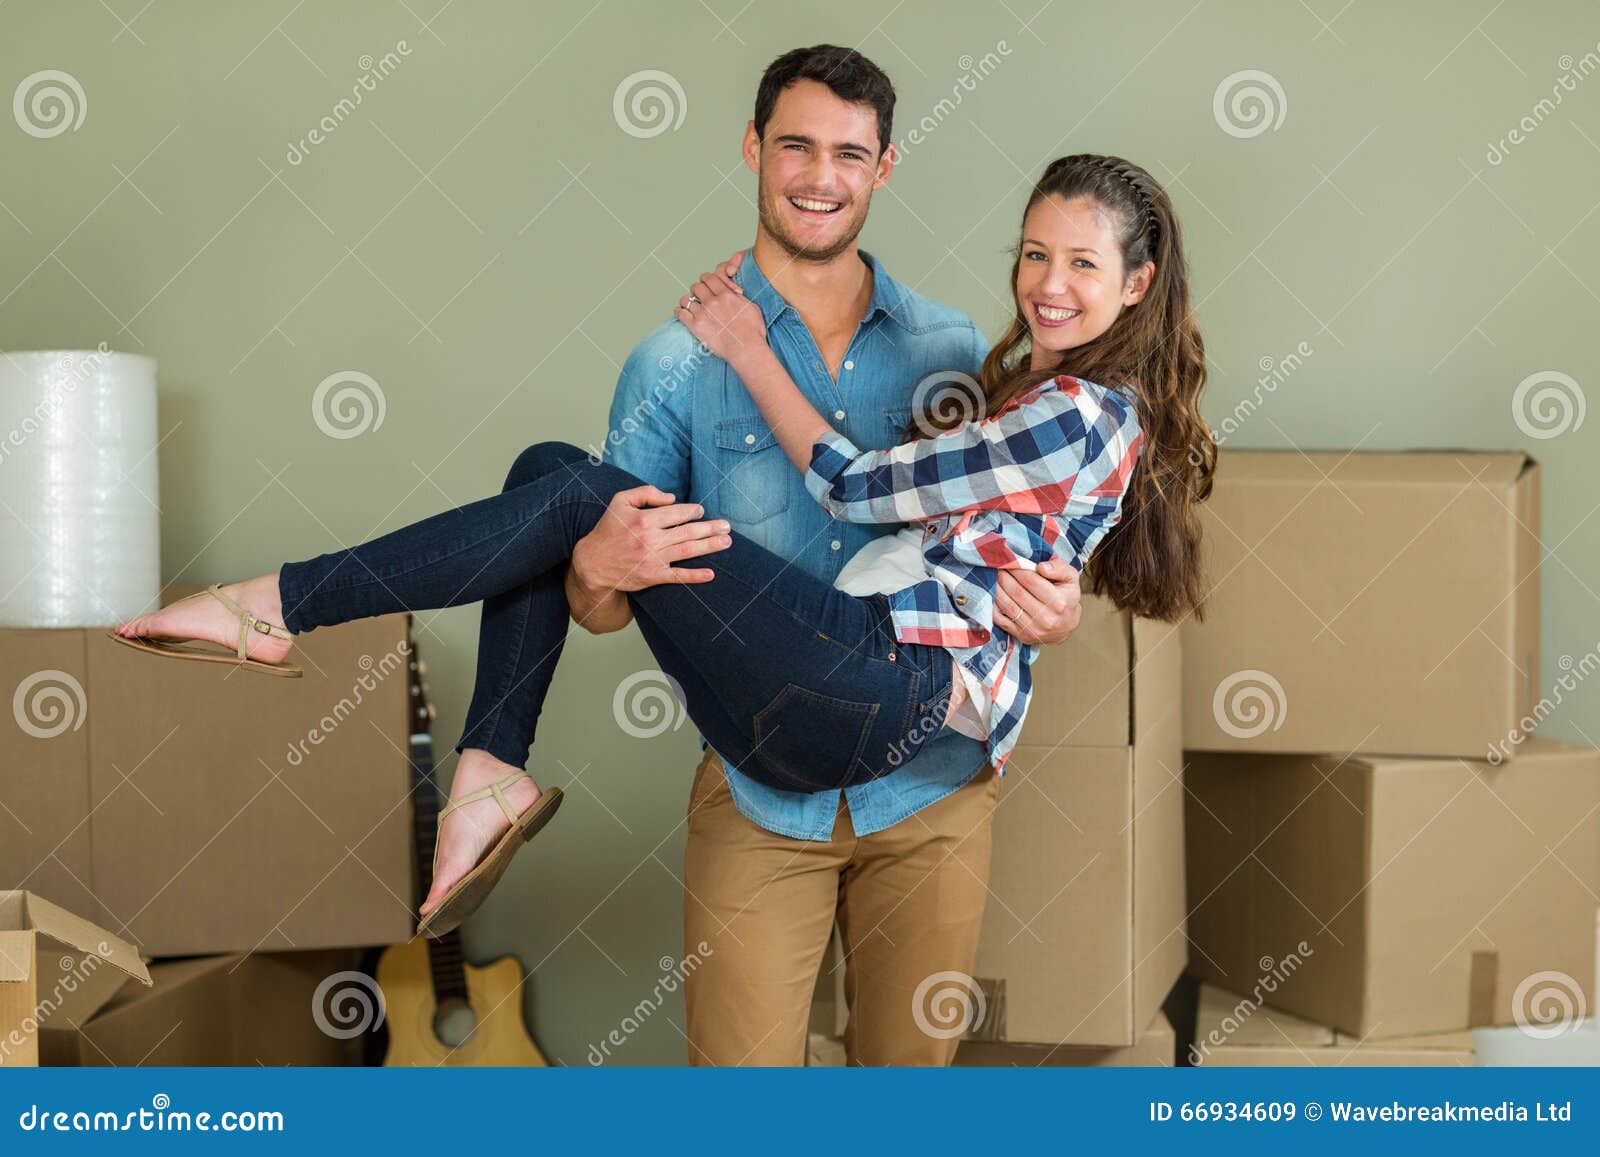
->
[277,441,955,793]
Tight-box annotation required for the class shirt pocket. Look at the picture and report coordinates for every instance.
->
[882,405,914,446]
[712,415,792,526]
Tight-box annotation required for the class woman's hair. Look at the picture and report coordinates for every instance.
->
[913,154,1215,624]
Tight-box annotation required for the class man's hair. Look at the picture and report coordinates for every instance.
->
[753,44,896,157]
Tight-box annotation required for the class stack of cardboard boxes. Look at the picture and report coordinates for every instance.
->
[1180,451,1599,1063]
[807,449,1597,1068]
[951,595,1185,1064]
[809,586,1188,1065]
[1,584,416,1066]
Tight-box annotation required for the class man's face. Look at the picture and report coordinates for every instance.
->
[744,79,893,263]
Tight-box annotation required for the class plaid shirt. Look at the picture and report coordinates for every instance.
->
[803,374,1145,775]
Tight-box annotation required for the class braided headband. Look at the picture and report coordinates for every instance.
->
[1044,155,1159,242]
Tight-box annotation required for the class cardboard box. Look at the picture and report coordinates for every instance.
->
[955,1010,1176,1066]
[0,890,152,1067]
[42,949,368,1066]
[1472,908,1600,1065]
[1185,737,1599,1038]
[1181,450,1539,758]
[1190,983,1474,1066]
[805,1010,1176,1067]
[967,596,1186,1046]
[0,583,416,956]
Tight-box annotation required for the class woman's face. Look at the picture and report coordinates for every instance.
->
[1015,193,1153,371]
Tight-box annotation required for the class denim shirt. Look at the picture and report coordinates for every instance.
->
[601,247,992,840]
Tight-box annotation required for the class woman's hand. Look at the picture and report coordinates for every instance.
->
[675,253,768,372]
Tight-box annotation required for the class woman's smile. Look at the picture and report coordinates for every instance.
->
[1030,301,1083,329]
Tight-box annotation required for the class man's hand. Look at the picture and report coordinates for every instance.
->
[995,558,1082,645]
[566,485,731,634]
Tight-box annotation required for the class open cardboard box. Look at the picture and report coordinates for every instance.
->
[0,890,152,1067]
[1,583,417,956]
[1181,450,1539,758]
[42,949,369,1066]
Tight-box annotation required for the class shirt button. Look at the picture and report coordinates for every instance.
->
[834,409,846,420]
[843,360,854,371]
[744,433,755,445]
[956,595,967,605]
[830,540,841,551]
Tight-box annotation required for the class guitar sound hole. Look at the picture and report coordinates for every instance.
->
[433,995,480,1049]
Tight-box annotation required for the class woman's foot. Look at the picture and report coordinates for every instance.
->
[419,748,545,920]
[111,573,294,664]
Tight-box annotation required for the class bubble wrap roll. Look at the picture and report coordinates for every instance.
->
[0,349,160,627]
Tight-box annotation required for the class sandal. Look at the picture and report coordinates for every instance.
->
[104,582,303,677]
[415,772,563,940]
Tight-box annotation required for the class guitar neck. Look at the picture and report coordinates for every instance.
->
[407,633,469,1003]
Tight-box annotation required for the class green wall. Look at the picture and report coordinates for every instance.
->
[3,1,1596,1064]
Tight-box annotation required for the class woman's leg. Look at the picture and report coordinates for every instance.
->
[272,441,945,793]
[623,544,953,793]
[450,442,599,771]
[123,439,944,788]
[276,441,614,637]
[433,444,591,919]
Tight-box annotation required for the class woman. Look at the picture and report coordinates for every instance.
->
[110,154,1215,938]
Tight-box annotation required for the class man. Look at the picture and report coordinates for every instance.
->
[567,45,1082,1065]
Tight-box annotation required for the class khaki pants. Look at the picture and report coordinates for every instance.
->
[682,746,1001,1065]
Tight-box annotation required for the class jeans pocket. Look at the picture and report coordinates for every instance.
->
[752,684,880,792]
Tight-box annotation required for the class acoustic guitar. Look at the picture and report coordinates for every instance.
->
[379,633,549,1066]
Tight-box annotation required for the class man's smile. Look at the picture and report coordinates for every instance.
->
[787,194,844,217]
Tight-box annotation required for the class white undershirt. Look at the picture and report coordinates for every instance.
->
[832,527,991,741]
